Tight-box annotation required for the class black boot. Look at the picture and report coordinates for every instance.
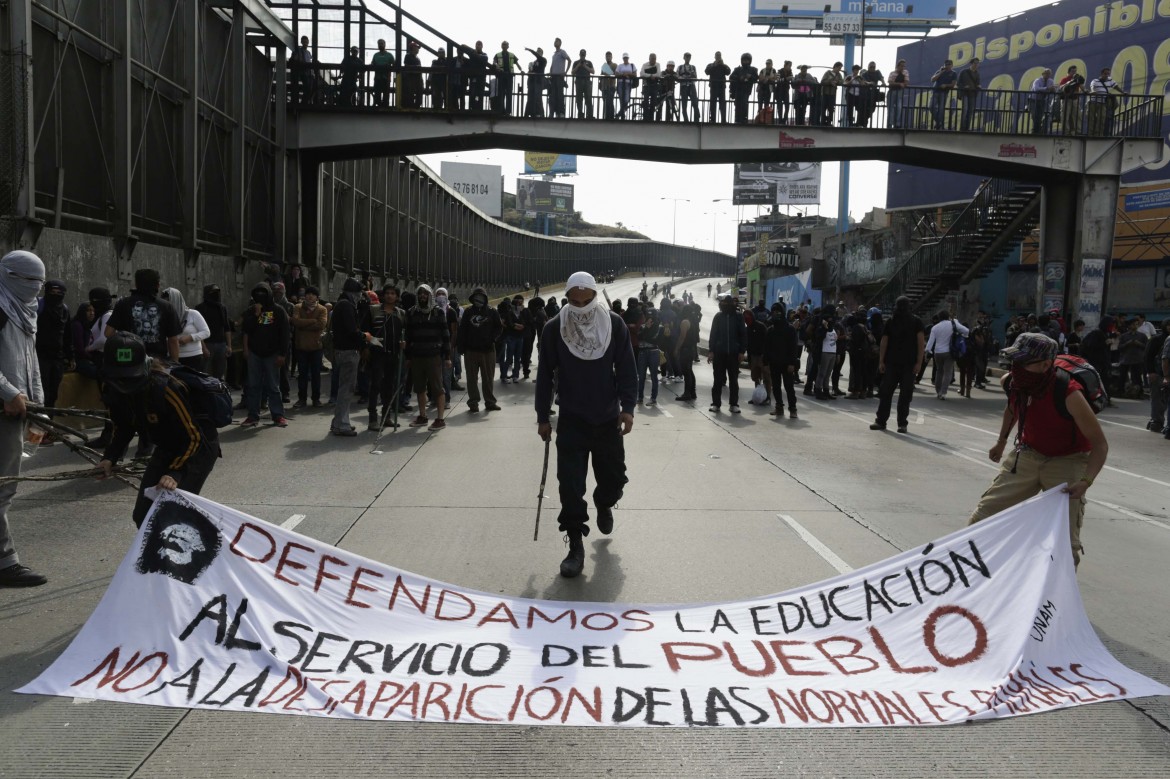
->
[560,532,585,578]
[367,411,380,431]
[596,506,614,535]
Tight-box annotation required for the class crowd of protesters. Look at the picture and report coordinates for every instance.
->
[286,35,1136,135]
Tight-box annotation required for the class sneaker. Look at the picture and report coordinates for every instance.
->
[730,405,741,414]
[647,399,657,406]
[897,425,909,433]
[769,408,783,416]
[452,382,465,391]
[292,400,306,410]
[638,398,644,406]
[484,403,501,411]
[429,418,446,430]
[331,426,358,437]
[281,395,291,404]
[468,403,479,413]
[0,563,47,588]
[869,422,886,431]
[596,505,614,535]
[500,377,509,384]
[409,415,429,428]
[312,399,323,407]
[709,404,720,412]
[272,416,289,428]
[789,408,798,419]
[240,416,260,428]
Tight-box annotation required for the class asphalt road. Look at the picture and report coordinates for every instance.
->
[2,273,1167,778]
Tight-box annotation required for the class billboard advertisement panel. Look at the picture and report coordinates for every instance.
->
[733,162,822,206]
[523,153,578,175]
[887,0,1170,210]
[440,162,502,218]
[749,0,956,24]
[516,179,575,214]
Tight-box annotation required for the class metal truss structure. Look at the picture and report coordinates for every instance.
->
[3,0,293,274]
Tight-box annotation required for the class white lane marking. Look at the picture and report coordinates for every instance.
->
[914,410,925,425]
[282,514,306,531]
[1087,498,1170,529]
[929,411,1170,488]
[1098,416,1157,433]
[810,398,1170,532]
[657,407,673,418]
[777,514,854,574]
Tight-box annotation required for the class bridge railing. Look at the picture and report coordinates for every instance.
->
[286,63,1165,139]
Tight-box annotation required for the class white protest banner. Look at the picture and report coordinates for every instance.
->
[18,488,1169,727]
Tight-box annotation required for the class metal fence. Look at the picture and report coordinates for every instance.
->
[288,64,1165,140]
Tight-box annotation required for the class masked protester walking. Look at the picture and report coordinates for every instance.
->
[195,284,233,382]
[240,282,290,428]
[871,295,926,433]
[708,295,747,412]
[536,272,636,578]
[457,287,503,413]
[0,251,48,587]
[404,284,452,431]
[34,280,70,410]
[369,286,406,429]
[966,333,1108,569]
[765,302,800,418]
[98,331,221,529]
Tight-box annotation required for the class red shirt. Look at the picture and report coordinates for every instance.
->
[1020,377,1092,457]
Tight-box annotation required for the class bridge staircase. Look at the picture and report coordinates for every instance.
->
[870,180,1042,314]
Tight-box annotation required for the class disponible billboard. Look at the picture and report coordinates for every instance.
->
[733,162,822,206]
[887,0,1170,209]
[440,161,502,218]
[516,179,575,214]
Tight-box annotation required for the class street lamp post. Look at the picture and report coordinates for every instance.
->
[659,196,690,246]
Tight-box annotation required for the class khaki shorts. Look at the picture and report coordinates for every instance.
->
[968,448,1090,566]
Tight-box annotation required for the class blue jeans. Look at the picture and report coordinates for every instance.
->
[247,354,284,419]
[331,350,360,431]
[637,348,660,402]
[296,349,323,402]
[504,334,523,379]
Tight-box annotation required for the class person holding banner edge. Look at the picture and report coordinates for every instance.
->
[966,333,1108,568]
[535,271,636,579]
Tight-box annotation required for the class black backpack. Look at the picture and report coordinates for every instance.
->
[168,364,234,428]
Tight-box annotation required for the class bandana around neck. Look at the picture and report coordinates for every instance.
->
[558,273,611,360]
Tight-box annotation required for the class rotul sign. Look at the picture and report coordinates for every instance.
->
[762,250,800,268]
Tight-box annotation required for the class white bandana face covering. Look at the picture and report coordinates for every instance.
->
[559,271,611,360]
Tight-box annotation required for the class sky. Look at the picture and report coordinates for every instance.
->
[396,0,1031,255]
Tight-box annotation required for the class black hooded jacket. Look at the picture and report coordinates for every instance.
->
[240,282,289,357]
[195,285,233,345]
[457,288,502,352]
[331,278,367,351]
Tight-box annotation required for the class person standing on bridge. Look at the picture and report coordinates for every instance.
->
[458,41,490,111]
[706,52,730,123]
[1059,65,1086,135]
[289,36,315,105]
[524,47,547,118]
[337,46,364,107]
[678,53,700,122]
[572,49,595,118]
[402,41,424,109]
[929,59,957,130]
[818,62,844,127]
[957,58,981,132]
[493,41,521,115]
[549,38,571,118]
[1029,68,1057,135]
[792,64,816,125]
[888,60,909,128]
[1087,66,1126,136]
[616,54,638,119]
[776,60,794,124]
[370,39,395,108]
[599,52,617,119]
[730,53,758,124]
[967,333,1108,569]
[536,271,636,579]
